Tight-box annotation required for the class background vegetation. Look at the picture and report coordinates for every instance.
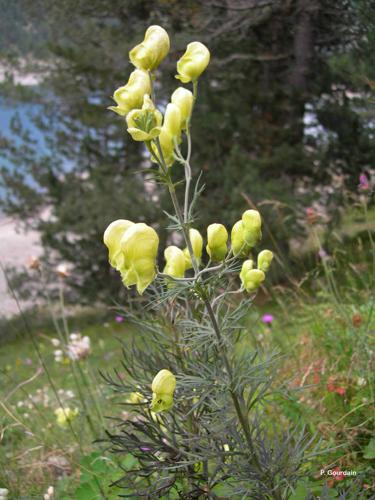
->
[1,0,374,301]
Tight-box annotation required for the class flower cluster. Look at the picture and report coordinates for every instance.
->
[104,209,273,295]
[43,486,54,500]
[105,26,274,296]
[53,333,91,362]
[67,333,91,361]
[109,25,209,168]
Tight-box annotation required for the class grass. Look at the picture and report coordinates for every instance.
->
[0,313,137,498]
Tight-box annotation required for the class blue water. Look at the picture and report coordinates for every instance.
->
[0,98,47,199]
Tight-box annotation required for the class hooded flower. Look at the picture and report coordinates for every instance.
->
[257,250,274,272]
[242,210,262,247]
[130,26,170,71]
[126,94,162,141]
[163,246,186,279]
[206,223,228,261]
[55,407,79,427]
[171,87,194,129]
[109,69,151,117]
[103,219,134,270]
[151,369,176,413]
[176,42,210,83]
[120,223,159,294]
[240,260,265,293]
[183,228,203,269]
[231,220,250,257]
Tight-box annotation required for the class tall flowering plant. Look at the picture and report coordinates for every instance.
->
[102,26,313,498]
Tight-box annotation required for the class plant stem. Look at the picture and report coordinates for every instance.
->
[148,72,266,482]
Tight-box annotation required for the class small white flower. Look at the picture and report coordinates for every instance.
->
[56,263,69,278]
[51,338,60,347]
[357,377,367,387]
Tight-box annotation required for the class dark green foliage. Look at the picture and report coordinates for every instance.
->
[1,0,375,302]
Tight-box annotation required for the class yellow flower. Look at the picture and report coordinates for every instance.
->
[206,223,228,261]
[152,127,175,167]
[171,87,194,129]
[151,369,176,413]
[240,260,265,293]
[152,102,184,166]
[109,69,151,117]
[151,100,184,167]
[126,94,162,141]
[176,42,210,83]
[120,223,159,294]
[129,25,170,71]
[163,246,186,279]
[55,407,79,427]
[126,392,145,404]
[257,250,274,272]
[242,210,262,247]
[103,219,134,270]
[183,228,203,269]
[231,220,250,257]
[163,103,182,139]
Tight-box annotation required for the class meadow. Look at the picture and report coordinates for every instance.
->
[1,209,374,498]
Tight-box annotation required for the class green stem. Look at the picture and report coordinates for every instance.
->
[183,81,198,223]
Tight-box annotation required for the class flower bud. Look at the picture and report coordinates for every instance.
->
[176,42,210,83]
[184,228,203,269]
[183,228,203,269]
[163,102,182,138]
[171,87,194,129]
[120,223,159,294]
[163,246,185,278]
[206,223,228,261]
[153,128,175,167]
[126,94,162,141]
[151,369,176,413]
[130,25,170,71]
[151,102,184,167]
[109,69,151,116]
[103,219,134,270]
[257,250,274,272]
[126,392,145,404]
[240,260,265,293]
[242,210,262,247]
[231,220,250,257]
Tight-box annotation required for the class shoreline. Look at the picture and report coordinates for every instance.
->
[0,216,40,317]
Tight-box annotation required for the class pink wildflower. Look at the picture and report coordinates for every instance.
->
[262,314,274,325]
